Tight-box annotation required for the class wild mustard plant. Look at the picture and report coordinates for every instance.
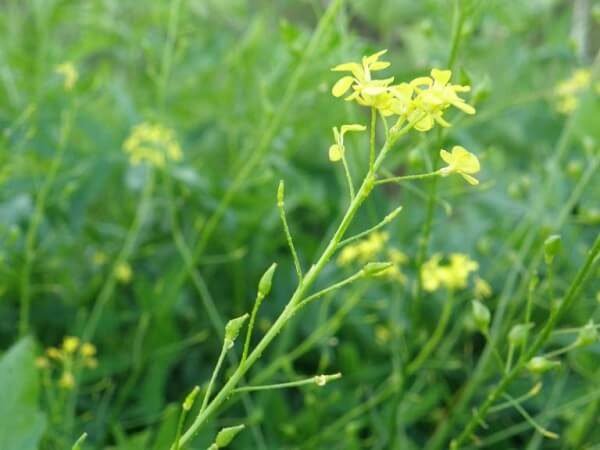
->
[170,49,479,448]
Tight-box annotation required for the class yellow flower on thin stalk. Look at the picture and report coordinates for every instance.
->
[421,253,479,292]
[115,261,133,284]
[439,146,481,185]
[55,62,78,91]
[554,68,592,114]
[123,122,182,168]
[328,124,366,162]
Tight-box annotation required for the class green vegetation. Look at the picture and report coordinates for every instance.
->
[1,1,599,449]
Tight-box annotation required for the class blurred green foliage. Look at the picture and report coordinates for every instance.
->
[0,0,599,449]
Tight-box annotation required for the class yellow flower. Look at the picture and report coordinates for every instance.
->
[55,62,78,91]
[331,49,395,108]
[474,276,492,299]
[84,357,98,369]
[554,68,591,113]
[62,336,80,353]
[439,146,480,185]
[80,342,97,358]
[35,356,50,369]
[336,232,389,266]
[123,122,182,168]
[328,124,366,162]
[115,262,133,284]
[59,371,75,390]
[408,69,475,131]
[421,253,478,292]
[46,347,62,360]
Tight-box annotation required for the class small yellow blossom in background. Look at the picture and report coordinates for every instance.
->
[55,62,78,91]
[62,336,80,353]
[46,347,62,360]
[115,261,133,284]
[337,231,389,266]
[331,51,475,132]
[381,248,409,284]
[81,342,97,358]
[329,124,366,162]
[123,122,182,168]
[35,356,49,369]
[59,371,75,390]
[421,253,479,292]
[439,146,481,185]
[375,324,391,345]
[474,276,492,299]
[93,251,108,266]
[555,68,591,113]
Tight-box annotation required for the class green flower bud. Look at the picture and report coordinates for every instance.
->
[575,320,598,347]
[471,300,491,332]
[224,314,249,349]
[362,261,393,277]
[543,234,561,264]
[508,323,533,347]
[258,263,277,298]
[215,424,245,448]
[182,385,200,411]
[277,180,285,207]
[527,356,560,374]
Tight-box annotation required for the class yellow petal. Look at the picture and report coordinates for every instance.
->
[364,49,388,65]
[440,149,452,165]
[331,62,363,80]
[414,115,434,131]
[332,76,355,97]
[453,100,476,114]
[410,76,433,88]
[461,173,479,185]
[431,68,452,85]
[329,144,343,162]
[452,146,480,173]
[370,61,391,71]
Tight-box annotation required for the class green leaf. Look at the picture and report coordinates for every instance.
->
[0,338,46,450]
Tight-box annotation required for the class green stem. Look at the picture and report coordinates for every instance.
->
[232,373,341,394]
[178,122,416,447]
[341,155,355,200]
[375,171,440,185]
[337,206,402,248]
[294,270,365,310]
[450,233,600,449]
[369,107,376,170]
[242,292,264,364]
[278,192,303,281]
[200,343,228,413]
[19,109,72,337]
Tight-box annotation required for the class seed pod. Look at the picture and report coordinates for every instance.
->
[508,323,533,347]
[224,314,249,349]
[575,320,598,347]
[543,234,561,264]
[182,386,200,411]
[472,300,491,332]
[215,424,245,447]
[258,263,277,298]
[362,261,393,277]
[527,356,560,374]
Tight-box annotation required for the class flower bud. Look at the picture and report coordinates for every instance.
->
[508,323,533,347]
[277,180,285,207]
[543,234,561,264]
[224,314,249,349]
[215,424,245,447]
[362,261,393,277]
[527,356,560,374]
[182,385,200,411]
[471,300,491,332]
[575,320,598,347]
[258,263,277,298]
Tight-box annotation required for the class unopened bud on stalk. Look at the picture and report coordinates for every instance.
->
[471,300,491,332]
[527,356,560,374]
[575,320,598,347]
[508,323,533,347]
[362,261,393,277]
[277,180,285,207]
[224,314,249,349]
[215,424,245,447]
[258,263,277,298]
[543,234,561,264]
[182,385,200,411]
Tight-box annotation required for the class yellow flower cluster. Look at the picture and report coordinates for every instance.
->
[329,124,366,162]
[554,69,593,113]
[421,253,478,292]
[123,122,182,168]
[438,146,481,185]
[337,232,408,283]
[36,337,98,390]
[331,50,475,132]
[115,261,133,284]
[55,62,78,91]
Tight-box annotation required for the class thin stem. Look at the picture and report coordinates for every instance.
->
[242,292,265,364]
[489,383,541,413]
[501,394,559,440]
[505,343,515,374]
[369,107,376,170]
[19,108,72,337]
[200,343,228,413]
[375,171,440,185]
[278,190,303,281]
[483,329,505,371]
[295,270,365,310]
[232,373,341,394]
[337,206,403,248]
[157,0,182,110]
[541,341,579,359]
[341,155,355,200]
